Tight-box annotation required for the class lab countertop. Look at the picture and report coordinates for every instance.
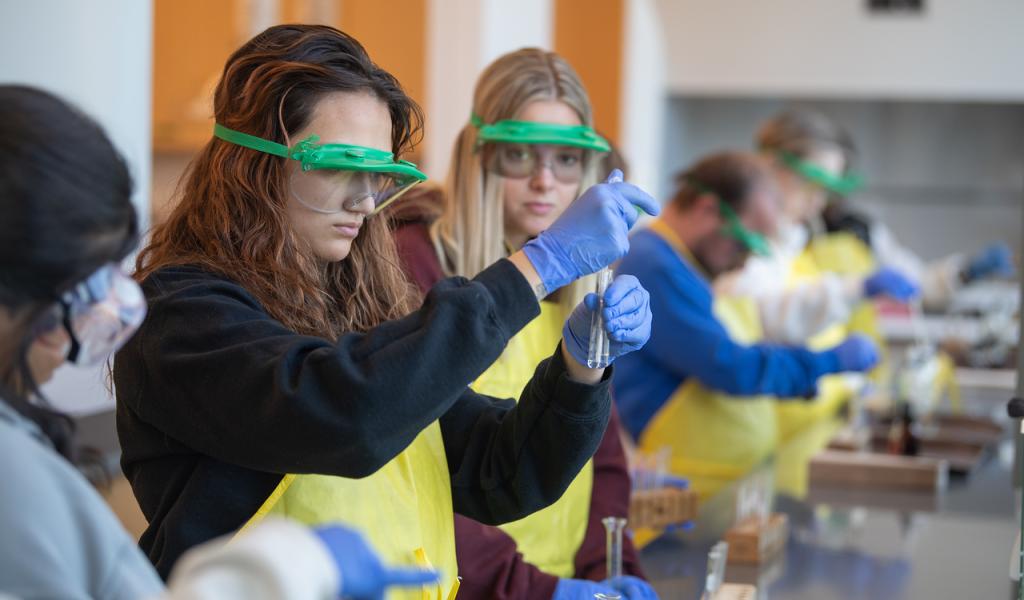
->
[639,421,1019,600]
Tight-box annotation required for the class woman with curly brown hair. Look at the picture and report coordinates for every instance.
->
[114,24,657,599]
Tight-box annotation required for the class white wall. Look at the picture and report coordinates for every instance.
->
[620,0,667,198]
[424,0,553,180]
[657,0,1024,101]
[661,97,1023,262]
[0,0,153,415]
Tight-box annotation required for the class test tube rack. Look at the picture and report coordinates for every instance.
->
[628,486,698,530]
[723,513,788,565]
[809,449,948,491]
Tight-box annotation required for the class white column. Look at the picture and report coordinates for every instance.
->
[620,0,667,202]
[0,0,154,416]
[423,0,553,180]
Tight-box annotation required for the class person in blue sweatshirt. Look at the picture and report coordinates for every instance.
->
[613,151,880,498]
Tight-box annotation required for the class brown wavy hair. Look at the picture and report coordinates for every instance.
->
[137,25,420,338]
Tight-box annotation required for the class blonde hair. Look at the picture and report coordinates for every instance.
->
[431,48,600,309]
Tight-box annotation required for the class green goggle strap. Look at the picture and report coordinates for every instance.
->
[470,114,611,153]
[684,178,772,257]
[777,151,863,196]
[212,124,427,183]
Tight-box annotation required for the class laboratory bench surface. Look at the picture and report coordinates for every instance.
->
[638,418,1019,600]
[75,381,1021,599]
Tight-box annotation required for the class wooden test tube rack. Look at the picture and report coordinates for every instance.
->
[723,513,788,565]
[628,486,698,530]
[709,583,758,600]
[809,449,948,491]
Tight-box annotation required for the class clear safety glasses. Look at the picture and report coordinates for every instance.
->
[483,143,592,184]
[30,264,147,367]
[213,124,427,215]
[472,116,610,184]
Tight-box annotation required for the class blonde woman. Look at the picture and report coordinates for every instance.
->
[394,49,655,600]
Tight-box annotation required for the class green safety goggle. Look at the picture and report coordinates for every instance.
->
[471,114,611,152]
[777,152,863,196]
[685,178,771,257]
[213,124,427,215]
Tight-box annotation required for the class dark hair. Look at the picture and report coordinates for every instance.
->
[671,150,772,213]
[0,85,137,458]
[137,24,420,339]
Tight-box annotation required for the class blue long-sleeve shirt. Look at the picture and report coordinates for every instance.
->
[613,227,842,440]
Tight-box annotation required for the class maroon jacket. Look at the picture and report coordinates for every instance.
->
[393,214,644,599]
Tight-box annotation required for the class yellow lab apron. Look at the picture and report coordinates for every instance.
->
[640,219,776,502]
[804,232,892,388]
[804,232,882,345]
[639,296,777,502]
[470,301,594,579]
[242,422,460,600]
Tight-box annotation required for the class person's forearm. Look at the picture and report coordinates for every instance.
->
[561,340,604,384]
[508,250,547,301]
[118,260,541,479]
[442,350,612,525]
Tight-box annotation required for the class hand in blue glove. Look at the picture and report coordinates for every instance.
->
[863,267,920,302]
[605,575,659,600]
[966,242,1015,281]
[832,334,880,373]
[524,169,660,294]
[553,578,623,599]
[563,274,653,366]
[314,526,438,600]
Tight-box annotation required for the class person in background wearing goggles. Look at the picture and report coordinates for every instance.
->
[114,24,656,598]
[0,85,437,600]
[392,48,655,600]
[612,152,881,499]
[758,110,1011,319]
[714,109,923,346]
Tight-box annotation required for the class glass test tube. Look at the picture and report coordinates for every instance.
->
[602,516,627,581]
[587,267,613,368]
[586,170,625,370]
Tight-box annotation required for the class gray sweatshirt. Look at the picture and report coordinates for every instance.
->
[0,399,164,598]
[0,399,338,599]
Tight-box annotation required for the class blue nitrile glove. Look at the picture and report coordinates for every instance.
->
[966,242,1015,282]
[605,576,659,600]
[864,267,920,302]
[523,169,660,294]
[563,274,652,366]
[831,334,880,373]
[553,578,622,599]
[314,526,439,600]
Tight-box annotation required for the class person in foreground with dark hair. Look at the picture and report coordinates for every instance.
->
[0,84,437,600]
[114,24,656,598]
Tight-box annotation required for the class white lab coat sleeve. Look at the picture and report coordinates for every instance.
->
[869,222,965,310]
[160,518,340,600]
[715,257,863,345]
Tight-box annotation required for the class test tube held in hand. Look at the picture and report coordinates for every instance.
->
[586,171,625,369]
[587,268,614,368]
